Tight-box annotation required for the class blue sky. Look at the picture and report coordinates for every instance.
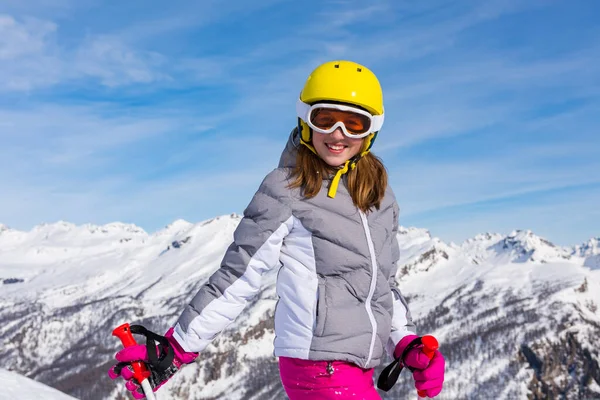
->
[0,0,598,246]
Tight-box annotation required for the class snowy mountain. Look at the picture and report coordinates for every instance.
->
[1,215,599,399]
[575,238,600,270]
[0,368,78,400]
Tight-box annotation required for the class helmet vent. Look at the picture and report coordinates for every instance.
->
[334,64,340,68]
[357,67,362,72]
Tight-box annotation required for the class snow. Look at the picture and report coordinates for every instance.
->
[0,369,77,400]
[574,237,600,257]
[584,255,600,269]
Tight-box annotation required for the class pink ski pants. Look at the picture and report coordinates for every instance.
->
[278,356,382,400]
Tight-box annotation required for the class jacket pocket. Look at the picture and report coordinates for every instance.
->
[314,275,328,337]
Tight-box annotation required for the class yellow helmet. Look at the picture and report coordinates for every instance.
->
[296,60,385,198]
[299,60,384,115]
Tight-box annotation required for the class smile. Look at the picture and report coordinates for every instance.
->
[326,143,347,151]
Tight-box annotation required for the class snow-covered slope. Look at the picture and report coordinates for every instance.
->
[0,368,78,399]
[0,216,599,399]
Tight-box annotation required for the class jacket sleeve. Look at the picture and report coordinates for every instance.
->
[173,170,293,353]
[386,200,417,358]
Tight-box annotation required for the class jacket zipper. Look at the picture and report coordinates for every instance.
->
[359,210,378,367]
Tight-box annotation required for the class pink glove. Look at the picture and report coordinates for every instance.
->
[394,335,445,398]
[108,327,198,399]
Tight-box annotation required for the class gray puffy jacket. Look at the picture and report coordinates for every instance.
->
[173,128,416,369]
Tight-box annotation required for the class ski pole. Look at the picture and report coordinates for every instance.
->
[417,335,439,400]
[112,323,157,400]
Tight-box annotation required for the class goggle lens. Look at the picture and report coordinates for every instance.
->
[310,108,372,135]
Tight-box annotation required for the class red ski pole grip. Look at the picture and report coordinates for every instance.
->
[417,335,439,398]
[421,335,439,359]
[112,323,151,383]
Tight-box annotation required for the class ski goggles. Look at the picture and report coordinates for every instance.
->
[296,100,384,139]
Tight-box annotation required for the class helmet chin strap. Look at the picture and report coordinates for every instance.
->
[297,118,377,199]
[328,159,350,198]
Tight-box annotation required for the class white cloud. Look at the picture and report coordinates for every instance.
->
[0,14,55,59]
[371,40,600,150]
[0,0,83,15]
[387,140,600,219]
[73,35,169,86]
[0,14,62,90]
[0,13,171,90]
[0,104,205,173]
[317,2,389,29]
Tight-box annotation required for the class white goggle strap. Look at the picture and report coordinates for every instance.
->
[371,113,384,132]
[296,99,311,122]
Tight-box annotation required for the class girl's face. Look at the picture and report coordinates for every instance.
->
[312,127,364,167]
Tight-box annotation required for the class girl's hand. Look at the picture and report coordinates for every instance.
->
[108,327,199,399]
[394,335,445,398]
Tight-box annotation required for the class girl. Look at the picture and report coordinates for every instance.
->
[109,60,445,399]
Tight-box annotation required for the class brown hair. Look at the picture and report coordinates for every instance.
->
[288,145,388,212]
